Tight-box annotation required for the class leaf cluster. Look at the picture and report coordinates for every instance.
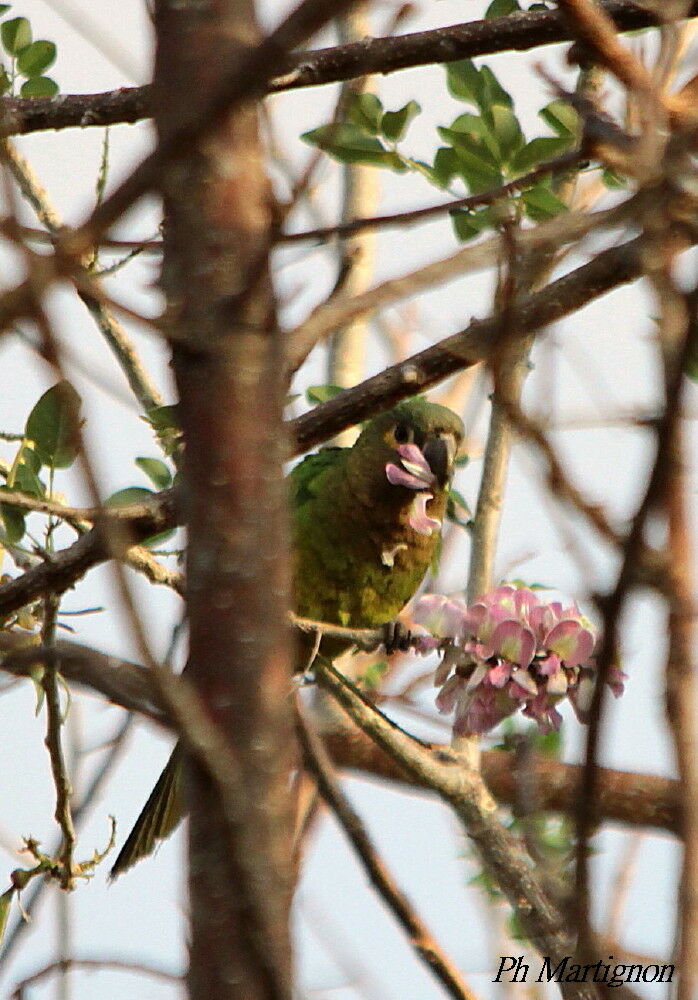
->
[0,7,58,97]
[302,60,584,243]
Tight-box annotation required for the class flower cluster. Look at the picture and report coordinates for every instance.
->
[413,585,625,736]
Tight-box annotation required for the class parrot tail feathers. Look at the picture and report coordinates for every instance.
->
[109,743,184,880]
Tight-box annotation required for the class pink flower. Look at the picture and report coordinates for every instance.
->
[415,583,624,737]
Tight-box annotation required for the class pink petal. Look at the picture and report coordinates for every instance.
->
[512,588,540,616]
[545,620,595,666]
[491,620,536,667]
[537,653,562,676]
[408,493,441,536]
[509,669,539,698]
[488,661,512,688]
[436,674,464,714]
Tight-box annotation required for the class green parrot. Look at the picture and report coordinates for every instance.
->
[109,397,464,878]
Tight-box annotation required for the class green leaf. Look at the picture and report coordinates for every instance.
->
[521,184,568,220]
[0,497,25,544]
[486,0,521,15]
[302,123,405,170]
[489,104,524,160]
[13,457,44,497]
[1,16,30,55]
[135,457,172,490]
[0,6,12,15]
[439,129,502,192]
[359,659,388,690]
[445,59,483,107]
[18,445,41,476]
[450,206,495,242]
[446,487,472,526]
[306,384,344,405]
[430,146,460,188]
[347,92,383,134]
[106,487,153,507]
[539,100,580,139]
[602,168,626,189]
[0,888,14,946]
[511,135,572,173]
[17,39,56,76]
[535,728,563,758]
[380,100,421,142]
[0,65,11,94]
[145,404,180,434]
[25,382,82,469]
[19,75,58,98]
[480,66,514,111]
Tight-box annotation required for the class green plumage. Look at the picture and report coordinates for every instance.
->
[110,398,464,878]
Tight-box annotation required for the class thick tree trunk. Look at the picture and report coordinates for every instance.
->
[153,3,294,999]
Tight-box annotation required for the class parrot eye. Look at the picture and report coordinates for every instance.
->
[393,420,414,444]
[392,421,414,445]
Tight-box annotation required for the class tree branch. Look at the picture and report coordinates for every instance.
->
[3,3,696,136]
[0,632,680,835]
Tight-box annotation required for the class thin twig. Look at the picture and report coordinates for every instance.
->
[40,593,77,890]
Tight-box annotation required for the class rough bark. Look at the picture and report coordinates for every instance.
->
[153,2,294,998]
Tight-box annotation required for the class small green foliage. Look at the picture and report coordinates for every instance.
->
[359,659,388,690]
[452,203,498,240]
[0,494,24,544]
[143,404,182,458]
[16,39,55,75]
[19,74,57,97]
[302,93,421,172]
[485,0,521,16]
[381,100,421,142]
[305,384,345,405]
[135,457,172,491]
[25,381,82,469]
[301,45,587,247]
[446,486,472,528]
[602,168,625,189]
[520,183,568,221]
[511,136,571,173]
[0,8,59,97]
[348,92,383,134]
[539,100,580,140]
[302,122,407,170]
[1,15,30,55]
[106,486,154,507]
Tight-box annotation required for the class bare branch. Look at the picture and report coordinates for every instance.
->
[3,4,697,136]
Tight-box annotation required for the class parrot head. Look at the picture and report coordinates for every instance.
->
[346,398,464,537]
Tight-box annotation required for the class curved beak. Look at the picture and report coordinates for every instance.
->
[423,433,456,487]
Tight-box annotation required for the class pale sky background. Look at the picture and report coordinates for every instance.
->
[0,1,694,998]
